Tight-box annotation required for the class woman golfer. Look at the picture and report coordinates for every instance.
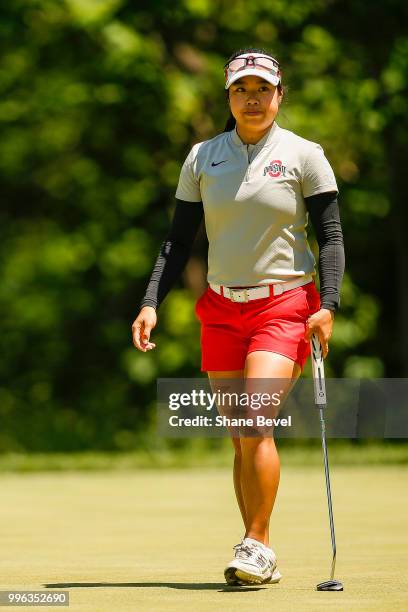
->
[133,47,345,586]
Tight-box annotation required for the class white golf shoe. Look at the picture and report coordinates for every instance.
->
[224,537,282,585]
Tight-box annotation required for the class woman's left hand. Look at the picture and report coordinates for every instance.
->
[304,308,334,358]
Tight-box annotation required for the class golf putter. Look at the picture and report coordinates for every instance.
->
[310,333,344,592]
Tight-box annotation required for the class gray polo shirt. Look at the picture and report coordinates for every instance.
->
[175,121,338,286]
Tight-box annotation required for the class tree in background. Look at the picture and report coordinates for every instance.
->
[0,0,406,451]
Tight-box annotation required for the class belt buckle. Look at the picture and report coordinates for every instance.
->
[230,288,249,303]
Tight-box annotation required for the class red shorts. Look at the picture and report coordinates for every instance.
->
[195,280,321,372]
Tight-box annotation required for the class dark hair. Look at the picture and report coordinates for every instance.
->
[223,47,284,132]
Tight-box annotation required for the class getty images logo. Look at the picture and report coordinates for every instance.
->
[263,159,287,178]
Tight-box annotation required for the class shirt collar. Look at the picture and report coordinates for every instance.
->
[230,120,280,149]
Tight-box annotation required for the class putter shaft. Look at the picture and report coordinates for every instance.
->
[310,334,341,588]
[319,407,336,581]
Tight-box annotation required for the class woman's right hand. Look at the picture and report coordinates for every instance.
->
[132,306,157,352]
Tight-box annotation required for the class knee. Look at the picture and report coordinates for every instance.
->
[240,435,275,455]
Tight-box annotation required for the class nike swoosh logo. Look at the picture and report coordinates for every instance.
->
[211,160,228,166]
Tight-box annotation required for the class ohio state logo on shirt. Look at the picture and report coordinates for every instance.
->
[263,159,286,178]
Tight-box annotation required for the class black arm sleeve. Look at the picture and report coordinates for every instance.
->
[304,191,345,311]
[139,199,204,311]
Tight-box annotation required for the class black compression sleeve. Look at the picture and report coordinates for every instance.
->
[304,191,345,311]
[139,199,204,311]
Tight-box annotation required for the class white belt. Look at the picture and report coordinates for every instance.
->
[209,275,313,303]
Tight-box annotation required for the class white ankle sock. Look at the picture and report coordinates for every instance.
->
[243,537,265,548]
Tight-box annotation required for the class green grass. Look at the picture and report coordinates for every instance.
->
[0,440,406,472]
[0,466,407,611]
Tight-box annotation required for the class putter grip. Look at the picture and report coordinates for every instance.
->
[310,333,327,405]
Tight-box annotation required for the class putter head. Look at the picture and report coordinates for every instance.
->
[316,579,343,591]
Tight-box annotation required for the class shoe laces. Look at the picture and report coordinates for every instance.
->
[234,543,257,560]
[233,542,270,566]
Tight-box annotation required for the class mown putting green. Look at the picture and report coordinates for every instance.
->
[0,465,406,611]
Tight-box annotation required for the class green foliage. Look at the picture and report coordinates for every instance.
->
[0,1,406,450]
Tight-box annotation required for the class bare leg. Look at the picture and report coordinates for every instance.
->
[239,437,280,547]
[207,370,247,529]
[232,438,248,530]
[240,352,302,546]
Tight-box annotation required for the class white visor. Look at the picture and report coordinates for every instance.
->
[225,68,280,90]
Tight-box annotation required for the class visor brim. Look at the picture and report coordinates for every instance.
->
[225,68,280,90]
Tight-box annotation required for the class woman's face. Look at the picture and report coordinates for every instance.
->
[228,75,282,130]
